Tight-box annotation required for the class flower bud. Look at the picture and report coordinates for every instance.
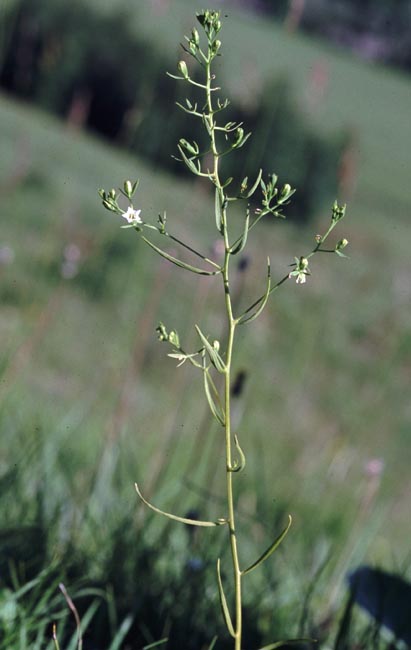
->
[240,176,248,194]
[178,60,189,78]
[332,201,346,222]
[179,138,198,155]
[213,340,220,352]
[102,199,113,211]
[156,322,168,342]
[269,173,278,187]
[109,188,116,199]
[192,28,199,45]
[124,180,133,198]
[336,238,349,250]
[169,330,180,347]
[213,39,221,53]
[98,188,106,199]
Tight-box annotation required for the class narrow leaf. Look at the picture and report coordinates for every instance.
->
[175,101,198,115]
[222,177,234,189]
[196,325,226,373]
[166,71,185,80]
[135,483,223,526]
[244,168,263,198]
[228,434,246,472]
[234,131,251,149]
[143,639,169,650]
[230,207,250,255]
[257,640,312,650]
[217,559,235,638]
[238,257,271,324]
[215,188,223,233]
[141,237,219,276]
[108,616,133,650]
[207,637,218,650]
[177,145,199,174]
[335,249,349,259]
[203,366,225,426]
[242,515,292,575]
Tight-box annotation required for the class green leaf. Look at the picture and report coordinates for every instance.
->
[257,640,313,650]
[238,258,271,324]
[335,249,349,259]
[216,559,235,638]
[242,514,292,575]
[234,131,251,150]
[230,207,250,255]
[195,325,226,372]
[215,188,223,233]
[207,636,218,650]
[203,365,225,426]
[142,639,169,650]
[108,615,133,650]
[222,176,234,189]
[177,144,199,175]
[244,168,263,198]
[228,434,246,472]
[141,236,219,276]
[135,483,224,527]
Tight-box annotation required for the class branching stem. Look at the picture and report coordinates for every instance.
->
[205,48,243,650]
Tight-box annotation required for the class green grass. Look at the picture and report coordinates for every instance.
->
[1,6,411,646]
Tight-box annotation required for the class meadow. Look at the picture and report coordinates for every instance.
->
[1,2,411,648]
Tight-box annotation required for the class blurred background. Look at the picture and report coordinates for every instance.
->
[1,0,411,648]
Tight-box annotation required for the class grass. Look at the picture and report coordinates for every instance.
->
[1,5,411,647]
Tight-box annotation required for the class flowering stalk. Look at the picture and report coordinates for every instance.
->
[99,10,348,649]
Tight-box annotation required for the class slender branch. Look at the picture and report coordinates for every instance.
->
[165,231,221,269]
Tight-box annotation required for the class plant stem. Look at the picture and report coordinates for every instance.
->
[223,264,242,649]
[206,50,243,650]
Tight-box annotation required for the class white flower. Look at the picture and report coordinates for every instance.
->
[295,272,307,284]
[122,207,142,224]
[288,256,310,284]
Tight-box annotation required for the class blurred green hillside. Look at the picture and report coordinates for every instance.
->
[1,3,411,649]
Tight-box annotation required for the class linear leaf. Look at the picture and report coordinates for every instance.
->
[135,483,223,526]
[207,637,218,650]
[217,559,235,638]
[177,144,199,174]
[244,168,263,198]
[203,366,225,426]
[141,237,219,276]
[230,207,250,255]
[257,639,312,650]
[108,616,133,650]
[238,258,271,324]
[241,515,292,575]
[196,325,226,372]
[142,639,169,650]
[215,188,223,233]
[228,434,246,472]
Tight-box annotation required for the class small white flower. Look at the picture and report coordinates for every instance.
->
[289,256,310,284]
[122,207,142,225]
[295,272,307,284]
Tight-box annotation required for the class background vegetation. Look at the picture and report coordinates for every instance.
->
[1,0,410,648]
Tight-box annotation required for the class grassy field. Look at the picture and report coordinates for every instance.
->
[1,4,411,648]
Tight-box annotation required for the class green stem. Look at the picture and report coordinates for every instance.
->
[224,264,242,650]
[206,51,242,650]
